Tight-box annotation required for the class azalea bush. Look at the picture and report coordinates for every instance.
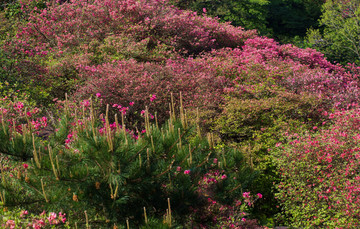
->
[75,58,232,125]
[12,0,256,55]
[273,107,360,227]
[1,208,68,229]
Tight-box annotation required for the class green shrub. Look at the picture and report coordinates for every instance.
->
[214,87,322,143]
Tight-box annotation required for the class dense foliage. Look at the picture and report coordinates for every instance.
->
[307,0,360,65]
[274,108,360,227]
[0,0,360,228]
[173,0,324,43]
[0,95,263,228]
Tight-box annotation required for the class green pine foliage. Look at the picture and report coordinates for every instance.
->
[0,96,260,228]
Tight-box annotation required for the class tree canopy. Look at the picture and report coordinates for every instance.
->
[173,0,324,43]
[307,0,360,65]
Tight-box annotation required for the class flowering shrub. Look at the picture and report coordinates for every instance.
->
[75,58,232,124]
[0,209,67,229]
[12,0,256,56]
[273,108,360,227]
[203,38,360,109]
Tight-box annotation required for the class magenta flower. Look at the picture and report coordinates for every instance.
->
[81,100,90,107]
[96,93,101,98]
[150,94,156,102]
[184,170,190,175]
[23,163,29,169]
[176,166,181,172]
[129,101,134,106]
[20,210,28,217]
[16,102,24,109]
[257,193,263,199]
[59,212,66,223]
[47,212,57,225]
[242,192,250,198]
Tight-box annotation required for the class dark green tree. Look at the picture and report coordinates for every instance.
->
[173,0,270,35]
[173,0,324,44]
[267,0,324,43]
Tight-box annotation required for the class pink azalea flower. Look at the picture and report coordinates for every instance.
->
[150,94,156,102]
[5,220,15,229]
[242,192,250,198]
[20,210,28,217]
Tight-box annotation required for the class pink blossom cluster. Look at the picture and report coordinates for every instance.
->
[0,96,46,135]
[3,211,66,229]
[31,117,48,130]
[241,192,262,207]
[195,170,229,208]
